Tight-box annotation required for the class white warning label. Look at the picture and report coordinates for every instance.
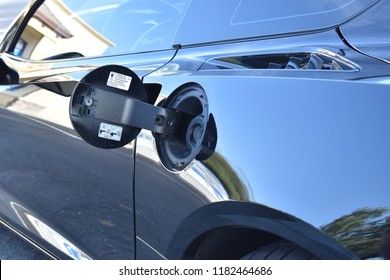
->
[98,123,123,142]
[106,71,132,91]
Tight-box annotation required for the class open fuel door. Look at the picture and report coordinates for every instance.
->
[70,65,216,170]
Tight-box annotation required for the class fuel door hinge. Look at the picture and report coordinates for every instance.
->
[72,82,177,136]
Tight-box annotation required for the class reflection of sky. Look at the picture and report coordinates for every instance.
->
[147,71,390,228]
[231,0,357,25]
[341,0,390,44]
[64,0,126,36]
[0,0,28,34]
[64,0,126,11]
[175,0,377,45]
[62,0,190,54]
[175,73,390,228]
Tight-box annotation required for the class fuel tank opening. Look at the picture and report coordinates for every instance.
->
[155,83,217,171]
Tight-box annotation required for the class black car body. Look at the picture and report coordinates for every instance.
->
[0,0,390,260]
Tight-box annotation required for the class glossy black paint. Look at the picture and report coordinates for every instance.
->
[0,107,136,259]
[0,0,390,260]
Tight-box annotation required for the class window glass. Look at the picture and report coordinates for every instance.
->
[175,0,378,46]
[340,0,390,61]
[12,0,190,60]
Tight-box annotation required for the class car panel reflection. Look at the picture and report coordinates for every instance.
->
[0,0,389,260]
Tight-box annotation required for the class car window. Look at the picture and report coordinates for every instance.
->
[11,0,191,60]
[175,0,379,46]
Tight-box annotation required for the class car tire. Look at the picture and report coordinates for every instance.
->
[241,242,317,260]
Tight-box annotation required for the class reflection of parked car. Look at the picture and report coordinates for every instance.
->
[1,0,390,260]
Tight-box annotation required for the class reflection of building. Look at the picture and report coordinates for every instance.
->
[18,0,113,60]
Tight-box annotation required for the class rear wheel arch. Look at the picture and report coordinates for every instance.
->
[166,201,358,260]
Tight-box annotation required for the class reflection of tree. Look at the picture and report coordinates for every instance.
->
[203,152,251,201]
[320,207,390,259]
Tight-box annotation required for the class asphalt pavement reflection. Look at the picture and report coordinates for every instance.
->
[0,224,51,259]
